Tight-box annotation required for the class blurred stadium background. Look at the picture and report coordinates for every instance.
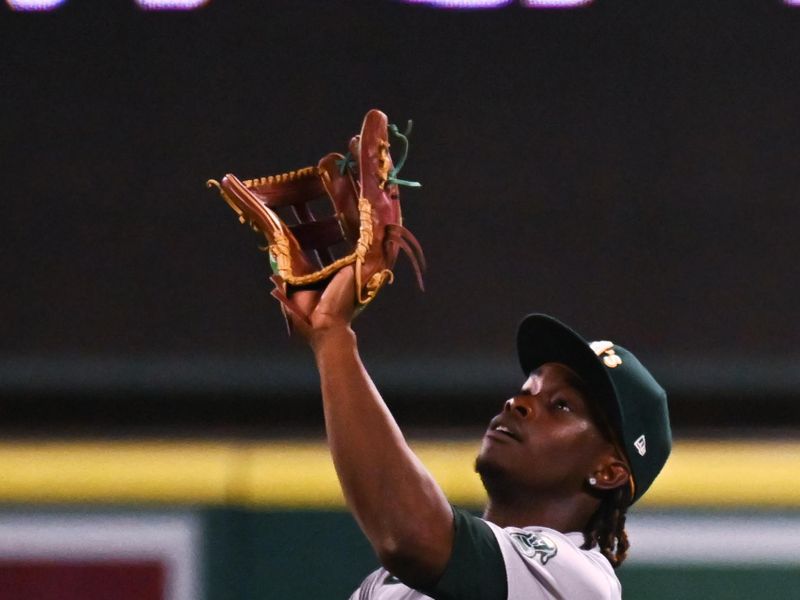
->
[2,0,800,598]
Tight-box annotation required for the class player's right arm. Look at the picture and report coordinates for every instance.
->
[292,268,455,589]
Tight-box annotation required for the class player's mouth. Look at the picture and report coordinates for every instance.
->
[486,420,521,442]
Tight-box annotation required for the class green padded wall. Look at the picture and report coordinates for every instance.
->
[619,567,800,600]
[205,509,378,599]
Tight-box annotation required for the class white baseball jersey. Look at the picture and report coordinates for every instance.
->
[348,508,621,600]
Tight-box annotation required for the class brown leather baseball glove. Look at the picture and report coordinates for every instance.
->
[207,109,425,331]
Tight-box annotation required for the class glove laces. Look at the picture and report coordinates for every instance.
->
[336,120,422,189]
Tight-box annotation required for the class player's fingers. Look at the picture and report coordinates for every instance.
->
[292,288,320,317]
[314,266,357,324]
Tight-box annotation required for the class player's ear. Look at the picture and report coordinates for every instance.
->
[590,457,631,491]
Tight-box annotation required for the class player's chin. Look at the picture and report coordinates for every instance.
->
[476,438,496,466]
[474,444,509,476]
[474,453,516,499]
[474,452,494,478]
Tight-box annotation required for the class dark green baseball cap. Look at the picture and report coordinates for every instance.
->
[516,314,671,504]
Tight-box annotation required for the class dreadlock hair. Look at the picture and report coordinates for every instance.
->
[581,484,632,568]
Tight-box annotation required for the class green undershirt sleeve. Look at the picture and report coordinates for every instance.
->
[423,507,507,600]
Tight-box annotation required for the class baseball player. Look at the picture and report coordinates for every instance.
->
[292,267,671,600]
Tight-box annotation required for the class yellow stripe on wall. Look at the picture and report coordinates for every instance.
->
[643,440,800,507]
[0,439,797,508]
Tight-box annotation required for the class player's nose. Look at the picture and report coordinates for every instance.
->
[503,396,534,419]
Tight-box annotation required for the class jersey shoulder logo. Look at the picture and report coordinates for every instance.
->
[509,531,558,565]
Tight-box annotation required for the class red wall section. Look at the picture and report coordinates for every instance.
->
[0,561,165,600]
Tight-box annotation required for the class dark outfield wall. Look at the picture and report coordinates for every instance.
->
[3,0,800,427]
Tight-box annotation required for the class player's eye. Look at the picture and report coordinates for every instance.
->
[553,398,572,412]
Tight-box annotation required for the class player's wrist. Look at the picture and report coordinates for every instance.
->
[309,323,357,356]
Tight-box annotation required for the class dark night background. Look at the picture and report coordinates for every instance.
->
[2,0,800,434]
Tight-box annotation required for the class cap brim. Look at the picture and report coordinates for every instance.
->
[516,314,623,439]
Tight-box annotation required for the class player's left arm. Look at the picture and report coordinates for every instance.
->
[292,268,454,590]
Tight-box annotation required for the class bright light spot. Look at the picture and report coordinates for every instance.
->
[134,0,209,10]
[402,0,513,8]
[521,0,593,7]
[784,0,800,5]
[400,0,592,7]
[6,0,66,10]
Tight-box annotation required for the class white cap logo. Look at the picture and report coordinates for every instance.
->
[634,434,647,456]
[590,340,622,369]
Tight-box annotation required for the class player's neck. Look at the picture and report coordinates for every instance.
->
[482,493,599,533]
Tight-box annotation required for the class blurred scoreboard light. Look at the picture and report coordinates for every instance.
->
[9,0,799,11]
[402,0,797,5]
[6,0,66,10]
[521,0,593,6]
[134,0,209,9]
[401,0,592,6]
[6,0,210,9]
[402,0,513,7]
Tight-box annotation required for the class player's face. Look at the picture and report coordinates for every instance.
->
[476,362,617,498]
